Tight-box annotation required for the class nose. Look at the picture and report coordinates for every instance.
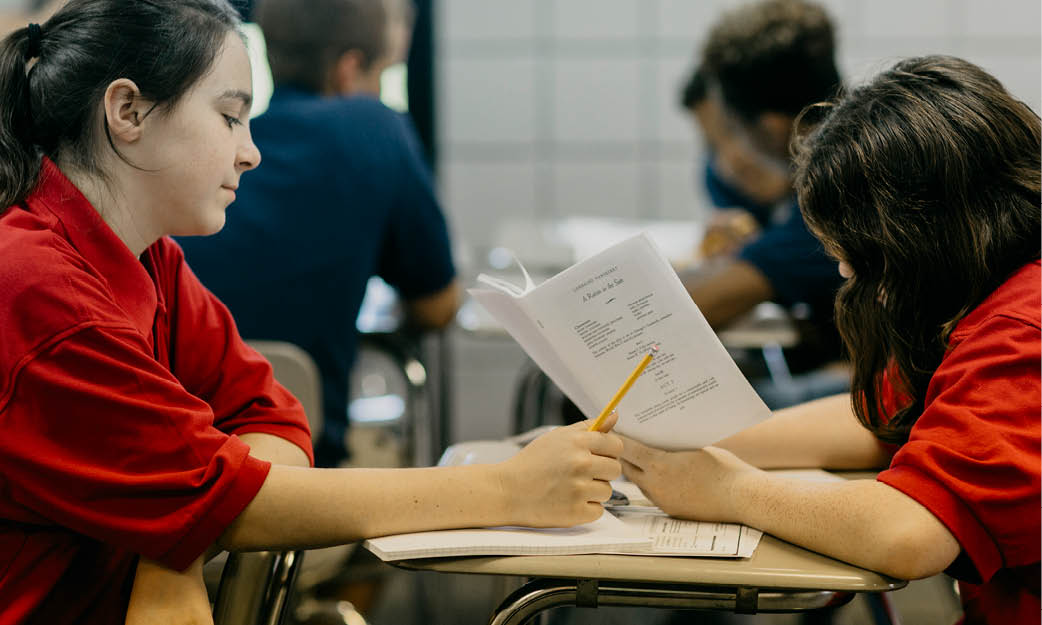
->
[237,126,261,172]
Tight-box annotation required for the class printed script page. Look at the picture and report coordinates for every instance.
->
[522,233,771,449]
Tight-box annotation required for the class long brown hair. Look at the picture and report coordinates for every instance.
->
[793,55,1041,443]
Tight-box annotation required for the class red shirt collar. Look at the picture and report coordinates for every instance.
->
[26,157,158,338]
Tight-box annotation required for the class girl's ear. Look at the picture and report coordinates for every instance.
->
[102,78,148,144]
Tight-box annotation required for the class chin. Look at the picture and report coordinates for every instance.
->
[179,213,227,238]
[202,212,228,235]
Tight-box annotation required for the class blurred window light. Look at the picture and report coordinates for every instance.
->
[241,22,273,118]
[380,62,409,112]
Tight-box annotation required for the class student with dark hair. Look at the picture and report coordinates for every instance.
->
[179,0,457,468]
[623,56,1040,625]
[678,0,846,395]
[0,1,622,621]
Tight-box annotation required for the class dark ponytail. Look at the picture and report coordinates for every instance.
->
[0,25,42,209]
[0,0,241,212]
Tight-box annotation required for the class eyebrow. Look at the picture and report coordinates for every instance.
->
[218,89,253,110]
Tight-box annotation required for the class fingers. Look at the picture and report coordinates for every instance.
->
[619,435,657,470]
[589,454,621,481]
[586,430,623,459]
[592,410,618,433]
[583,479,613,505]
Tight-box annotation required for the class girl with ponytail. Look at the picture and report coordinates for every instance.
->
[0,2,622,622]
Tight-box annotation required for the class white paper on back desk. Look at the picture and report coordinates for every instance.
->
[470,233,771,450]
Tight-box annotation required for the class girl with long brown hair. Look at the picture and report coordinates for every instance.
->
[621,56,1040,625]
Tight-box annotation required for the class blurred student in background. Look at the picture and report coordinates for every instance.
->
[180,0,459,468]
[678,0,847,406]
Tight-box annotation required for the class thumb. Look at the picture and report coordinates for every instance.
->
[574,409,618,433]
[593,410,618,433]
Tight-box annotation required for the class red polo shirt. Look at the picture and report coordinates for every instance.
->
[876,260,1041,625]
[0,159,313,624]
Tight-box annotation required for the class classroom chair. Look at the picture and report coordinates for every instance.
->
[208,341,360,625]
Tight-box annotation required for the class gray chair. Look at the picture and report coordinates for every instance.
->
[210,341,359,625]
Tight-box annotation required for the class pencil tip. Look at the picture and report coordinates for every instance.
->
[651,344,659,353]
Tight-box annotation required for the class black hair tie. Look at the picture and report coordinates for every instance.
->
[26,23,42,60]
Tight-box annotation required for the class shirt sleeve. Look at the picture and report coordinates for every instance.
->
[374,114,457,299]
[0,323,272,571]
[876,314,1042,582]
[162,241,314,465]
[737,205,843,310]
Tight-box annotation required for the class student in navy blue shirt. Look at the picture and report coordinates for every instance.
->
[180,0,458,467]
[676,0,846,382]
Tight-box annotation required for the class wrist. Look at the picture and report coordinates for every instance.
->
[483,462,518,526]
[727,467,770,525]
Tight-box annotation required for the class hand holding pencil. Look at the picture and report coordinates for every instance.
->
[589,344,659,433]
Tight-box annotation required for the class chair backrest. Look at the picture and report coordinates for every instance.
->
[210,340,322,625]
[247,340,323,443]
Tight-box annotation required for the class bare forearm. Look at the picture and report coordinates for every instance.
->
[239,432,311,467]
[125,556,212,625]
[682,260,774,328]
[730,473,959,579]
[222,420,622,552]
[220,464,512,550]
[716,394,891,469]
[406,280,461,329]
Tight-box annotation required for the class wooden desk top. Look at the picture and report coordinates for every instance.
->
[393,533,903,593]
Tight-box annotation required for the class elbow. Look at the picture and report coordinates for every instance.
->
[872,526,960,580]
[216,523,249,552]
[407,281,461,329]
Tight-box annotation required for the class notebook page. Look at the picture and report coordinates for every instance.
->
[363,510,651,561]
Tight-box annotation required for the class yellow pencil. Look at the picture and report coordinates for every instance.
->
[588,344,659,432]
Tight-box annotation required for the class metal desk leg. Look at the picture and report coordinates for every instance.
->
[488,578,855,625]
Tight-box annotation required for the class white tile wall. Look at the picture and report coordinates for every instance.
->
[552,58,643,143]
[552,0,642,40]
[964,0,1041,38]
[655,0,726,41]
[441,160,538,247]
[440,0,536,42]
[658,158,713,221]
[438,0,1042,442]
[440,57,537,143]
[860,0,954,39]
[656,55,698,144]
[552,162,642,218]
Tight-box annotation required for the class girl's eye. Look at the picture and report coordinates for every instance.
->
[223,114,242,128]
